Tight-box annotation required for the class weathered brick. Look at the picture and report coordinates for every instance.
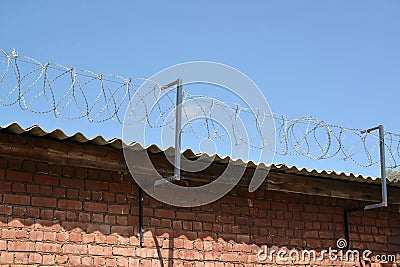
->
[31,197,56,208]
[60,177,84,188]
[108,205,130,215]
[87,224,110,235]
[88,245,112,256]
[0,181,11,193]
[29,231,43,241]
[155,209,175,219]
[109,183,132,193]
[113,246,135,256]
[34,174,59,186]
[58,199,82,210]
[28,253,42,264]
[85,180,108,191]
[3,194,30,205]
[8,241,35,251]
[84,202,107,212]
[111,226,134,236]
[36,242,62,253]
[63,244,88,254]
[7,170,32,182]
[0,205,12,215]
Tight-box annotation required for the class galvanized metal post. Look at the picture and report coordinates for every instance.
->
[360,125,388,209]
[154,79,183,186]
[344,125,388,249]
[174,78,183,181]
[378,125,388,206]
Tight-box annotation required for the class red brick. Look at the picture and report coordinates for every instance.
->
[43,231,57,241]
[88,245,112,256]
[87,224,111,235]
[58,200,82,210]
[28,253,42,264]
[317,213,332,222]
[53,188,66,197]
[0,181,11,193]
[107,235,118,245]
[29,231,43,241]
[56,255,68,264]
[93,257,106,266]
[105,215,116,224]
[42,254,55,265]
[103,192,115,202]
[109,183,132,193]
[27,184,40,194]
[12,182,25,192]
[60,177,84,188]
[95,234,107,244]
[106,258,117,266]
[39,185,52,196]
[15,229,28,239]
[82,256,93,266]
[36,242,62,253]
[31,197,56,208]
[7,170,32,183]
[62,166,75,177]
[116,216,128,225]
[116,193,127,203]
[0,205,12,215]
[75,168,87,179]
[79,190,91,200]
[155,209,175,219]
[111,226,134,236]
[68,255,81,266]
[70,232,82,242]
[85,180,108,191]
[34,174,59,186]
[56,232,69,242]
[91,213,104,223]
[8,241,35,251]
[14,252,29,264]
[84,202,107,212]
[196,213,215,222]
[2,229,15,238]
[3,194,30,205]
[177,211,196,220]
[108,205,130,215]
[113,246,135,256]
[39,209,53,219]
[82,233,95,243]
[91,191,102,201]
[0,251,14,264]
[271,202,287,210]
[63,244,88,254]
[67,188,79,198]
[79,212,91,223]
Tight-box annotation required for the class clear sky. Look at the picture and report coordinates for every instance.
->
[1,1,399,176]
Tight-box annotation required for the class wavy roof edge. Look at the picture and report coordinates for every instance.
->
[0,122,397,187]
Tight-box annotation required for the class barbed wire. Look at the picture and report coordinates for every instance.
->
[0,49,163,123]
[1,49,399,177]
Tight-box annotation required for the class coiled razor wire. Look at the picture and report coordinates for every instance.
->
[1,49,399,176]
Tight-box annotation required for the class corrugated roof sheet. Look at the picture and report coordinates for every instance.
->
[0,122,398,187]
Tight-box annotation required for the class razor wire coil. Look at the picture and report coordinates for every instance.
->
[1,49,399,178]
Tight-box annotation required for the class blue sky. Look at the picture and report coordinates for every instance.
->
[1,1,399,176]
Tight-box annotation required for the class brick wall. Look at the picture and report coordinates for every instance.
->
[0,156,399,266]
